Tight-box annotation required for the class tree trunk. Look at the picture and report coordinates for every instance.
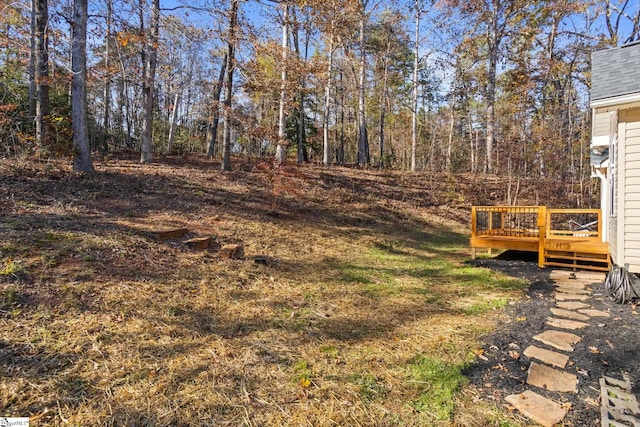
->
[292,7,308,166]
[140,0,159,163]
[339,69,345,165]
[206,54,227,158]
[323,33,334,166]
[357,3,369,167]
[275,3,289,166]
[166,92,180,155]
[379,53,388,169]
[34,0,49,150]
[221,0,239,172]
[411,0,420,172]
[485,46,497,174]
[484,4,502,174]
[29,0,36,117]
[103,0,112,136]
[71,0,94,173]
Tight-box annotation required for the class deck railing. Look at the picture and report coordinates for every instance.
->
[471,206,542,238]
[471,206,606,270]
[471,206,603,241]
[546,209,602,240]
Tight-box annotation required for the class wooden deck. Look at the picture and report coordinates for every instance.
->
[471,206,610,272]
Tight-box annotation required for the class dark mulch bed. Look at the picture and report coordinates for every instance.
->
[466,251,640,427]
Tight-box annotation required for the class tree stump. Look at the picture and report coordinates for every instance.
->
[218,244,244,260]
[149,227,188,240]
[184,236,212,251]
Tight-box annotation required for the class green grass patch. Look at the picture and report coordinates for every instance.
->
[408,355,469,421]
[0,258,28,283]
[292,359,314,388]
[0,285,21,310]
[350,371,389,402]
[463,297,509,315]
[319,344,338,356]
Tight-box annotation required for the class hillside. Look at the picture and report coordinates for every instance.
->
[0,156,600,426]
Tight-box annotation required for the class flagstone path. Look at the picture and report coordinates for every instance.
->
[505,270,640,427]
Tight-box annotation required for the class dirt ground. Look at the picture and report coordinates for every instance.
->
[467,251,640,427]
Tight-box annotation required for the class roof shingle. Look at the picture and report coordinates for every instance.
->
[592,42,640,102]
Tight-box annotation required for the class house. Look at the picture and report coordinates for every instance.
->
[591,41,640,274]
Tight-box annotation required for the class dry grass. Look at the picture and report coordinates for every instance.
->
[0,156,530,426]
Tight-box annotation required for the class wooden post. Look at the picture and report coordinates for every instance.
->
[537,206,547,268]
[471,207,477,259]
[471,206,477,238]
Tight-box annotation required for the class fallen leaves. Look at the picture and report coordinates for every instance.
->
[473,348,489,361]
[299,377,311,388]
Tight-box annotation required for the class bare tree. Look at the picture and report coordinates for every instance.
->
[411,0,421,172]
[357,0,370,166]
[221,0,239,172]
[34,0,49,150]
[71,0,94,173]
[206,54,227,158]
[275,2,290,165]
[140,0,160,163]
[103,0,113,137]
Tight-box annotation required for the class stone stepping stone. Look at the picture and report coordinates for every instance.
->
[554,282,588,291]
[505,390,568,427]
[550,307,591,321]
[578,308,611,318]
[555,286,591,295]
[575,271,606,282]
[533,330,582,352]
[549,270,575,280]
[555,293,590,301]
[527,361,578,393]
[557,301,590,310]
[523,345,569,368]
[546,317,589,330]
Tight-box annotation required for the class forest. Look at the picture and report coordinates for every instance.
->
[2,0,639,184]
[4,1,640,425]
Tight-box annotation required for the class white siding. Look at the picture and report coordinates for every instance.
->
[593,111,612,138]
[622,108,640,272]
[610,111,620,264]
